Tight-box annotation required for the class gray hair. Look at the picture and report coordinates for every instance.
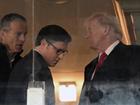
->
[0,13,26,31]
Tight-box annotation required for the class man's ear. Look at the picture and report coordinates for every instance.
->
[104,25,111,35]
[0,30,5,36]
[40,39,45,45]
[0,30,6,42]
[40,39,48,46]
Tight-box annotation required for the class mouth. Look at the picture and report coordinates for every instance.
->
[16,44,23,50]
[53,60,59,65]
[50,62,57,67]
[54,60,58,64]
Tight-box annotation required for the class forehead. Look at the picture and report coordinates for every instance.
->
[52,41,67,46]
[8,20,27,32]
[85,19,101,30]
[9,20,26,27]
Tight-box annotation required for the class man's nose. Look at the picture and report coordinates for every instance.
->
[19,34,26,42]
[84,34,89,39]
[58,53,65,60]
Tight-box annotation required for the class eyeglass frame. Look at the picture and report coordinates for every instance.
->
[46,40,68,55]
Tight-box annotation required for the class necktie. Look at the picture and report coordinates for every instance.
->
[91,52,107,80]
[96,52,107,70]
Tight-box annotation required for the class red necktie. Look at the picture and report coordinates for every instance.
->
[96,52,107,70]
[91,52,107,80]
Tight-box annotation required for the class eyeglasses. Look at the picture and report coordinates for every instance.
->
[46,40,68,55]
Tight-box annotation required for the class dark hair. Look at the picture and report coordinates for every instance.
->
[35,25,72,46]
[0,13,26,30]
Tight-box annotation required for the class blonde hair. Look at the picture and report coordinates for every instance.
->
[85,12,122,40]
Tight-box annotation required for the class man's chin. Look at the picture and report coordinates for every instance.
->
[15,48,23,53]
[49,63,57,67]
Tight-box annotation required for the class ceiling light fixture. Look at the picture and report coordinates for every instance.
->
[48,0,68,5]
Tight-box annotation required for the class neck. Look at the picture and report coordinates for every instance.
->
[97,39,118,53]
[34,46,42,56]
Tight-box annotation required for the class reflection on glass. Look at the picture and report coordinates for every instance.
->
[27,81,45,105]
[59,82,77,102]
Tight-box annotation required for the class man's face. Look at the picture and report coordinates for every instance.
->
[1,20,27,54]
[41,40,69,67]
[84,20,105,49]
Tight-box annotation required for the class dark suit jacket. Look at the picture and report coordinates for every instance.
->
[79,42,140,105]
[0,43,22,103]
[5,50,55,105]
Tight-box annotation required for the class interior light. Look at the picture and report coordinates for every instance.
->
[48,0,68,5]
[59,82,77,102]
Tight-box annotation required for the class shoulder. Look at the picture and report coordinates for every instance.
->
[123,44,140,57]
[129,44,140,52]
[0,43,6,49]
[112,42,140,57]
[13,51,32,72]
[10,52,32,81]
[117,42,140,50]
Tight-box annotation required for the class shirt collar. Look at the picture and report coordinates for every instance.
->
[105,40,120,55]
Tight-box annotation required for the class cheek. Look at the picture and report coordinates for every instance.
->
[45,51,57,62]
[6,37,14,47]
[10,39,17,48]
[88,35,95,43]
[7,35,16,44]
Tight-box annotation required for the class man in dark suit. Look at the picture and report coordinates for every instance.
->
[0,13,27,103]
[79,12,140,105]
[5,25,72,105]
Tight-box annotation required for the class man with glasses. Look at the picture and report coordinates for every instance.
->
[46,40,68,56]
[5,24,72,105]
